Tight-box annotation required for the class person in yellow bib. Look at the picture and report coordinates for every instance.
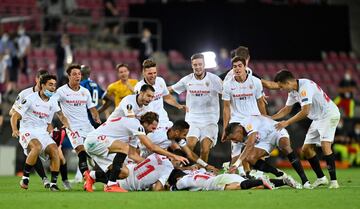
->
[107,64,138,107]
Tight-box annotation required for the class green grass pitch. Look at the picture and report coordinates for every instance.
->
[0,168,359,209]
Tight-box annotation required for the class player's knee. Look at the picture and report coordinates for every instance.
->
[245,155,258,165]
[302,146,314,158]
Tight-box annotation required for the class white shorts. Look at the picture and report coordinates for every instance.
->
[206,174,245,191]
[187,123,218,147]
[66,125,94,149]
[84,134,118,172]
[255,129,289,154]
[304,111,340,146]
[19,128,56,156]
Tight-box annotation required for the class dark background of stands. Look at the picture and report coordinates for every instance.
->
[129,2,351,60]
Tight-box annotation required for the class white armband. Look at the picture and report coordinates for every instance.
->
[232,159,242,168]
[178,139,187,147]
[196,158,208,167]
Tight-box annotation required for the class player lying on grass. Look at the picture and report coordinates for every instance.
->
[167,168,289,191]
[223,115,311,189]
[84,112,189,192]
[139,119,218,173]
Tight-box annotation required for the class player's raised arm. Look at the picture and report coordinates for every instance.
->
[138,135,189,165]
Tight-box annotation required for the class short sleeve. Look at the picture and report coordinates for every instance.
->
[107,83,115,96]
[171,76,188,94]
[242,117,258,136]
[14,96,32,117]
[253,77,263,99]
[119,97,135,117]
[212,75,223,94]
[127,120,146,147]
[85,89,96,109]
[298,83,313,106]
[285,92,297,106]
[159,77,170,96]
[221,82,231,101]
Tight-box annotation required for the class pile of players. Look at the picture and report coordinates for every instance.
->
[10,45,340,192]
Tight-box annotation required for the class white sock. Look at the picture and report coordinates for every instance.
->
[107,181,117,186]
[90,171,96,180]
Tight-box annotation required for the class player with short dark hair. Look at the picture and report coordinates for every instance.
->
[272,70,341,189]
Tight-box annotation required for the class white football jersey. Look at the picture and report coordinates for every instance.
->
[108,94,151,120]
[286,79,339,120]
[118,153,174,191]
[171,72,222,124]
[139,126,172,158]
[54,84,95,129]
[176,169,245,191]
[86,116,145,148]
[134,77,170,127]
[241,115,280,138]
[12,86,35,110]
[222,74,263,123]
[14,92,60,131]
[224,67,253,82]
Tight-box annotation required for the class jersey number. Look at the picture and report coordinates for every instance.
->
[134,158,155,180]
[92,89,99,106]
[315,83,330,102]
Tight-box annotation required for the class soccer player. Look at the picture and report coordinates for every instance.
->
[223,115,311,189]
[54,64,101,180]
[168,168,276,191]
[139,120,218,173]
[135,59,186,125]
[222,56,267,140]
[272,70,341,189]
[10,74,70,191]
[169,53,222,162]
[83,112,189,192]
[80,65,113,128]
[117,153,174,191]
[106,63,137,107]
[107,84,154,120]
[9,69,51,187]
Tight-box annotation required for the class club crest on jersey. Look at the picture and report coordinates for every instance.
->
[246,124,253,132]
[249,85,253,89]
[301,90,307,97]
[21,99,27,104]
[205,82,209,87]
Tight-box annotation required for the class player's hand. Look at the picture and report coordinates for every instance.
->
[94,117,102,124]
[205,165,219,174]
[191,164,200,171]
[177,104,188,112]
[47,125,54,134]
[12,130,20,138]
[172,155,189,165]
[228,166,238,174]
[62,123,71,132]
[275,120,289,131]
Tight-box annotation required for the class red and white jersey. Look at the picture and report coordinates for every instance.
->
[54,84,95,129]
[176,169,245,191]
[134,77,170,127]
[118,153,174,191]
[224,67,253,82]
[171,72,222,124]
[87,116,145,148]
[286,79,339,120]
[12,86,35,110]
[222,74,263,123]
[14,92,60,131]
[108,94,151,120]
